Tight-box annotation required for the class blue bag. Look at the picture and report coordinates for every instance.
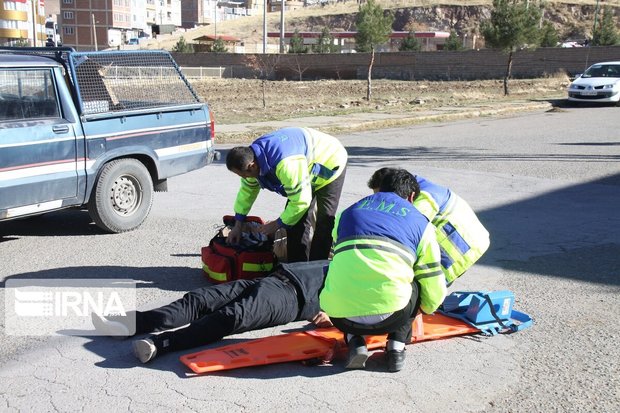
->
[438,291,533,336]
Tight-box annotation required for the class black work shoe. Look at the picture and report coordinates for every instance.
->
[345,335,368,369]
[387,349,406,372]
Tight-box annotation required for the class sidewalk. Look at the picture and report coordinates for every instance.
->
[215,100,554,141]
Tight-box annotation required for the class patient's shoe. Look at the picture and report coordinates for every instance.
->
[133,338,157,363]
[387,349,406,372]
[91,312,130,338]
[345,335,369,369]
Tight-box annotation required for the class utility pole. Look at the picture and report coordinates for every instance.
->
[263,0,267,53]
[91,13,98,51]
[214,2,217,38]
[31,0,37,47]
[279,0,285,53]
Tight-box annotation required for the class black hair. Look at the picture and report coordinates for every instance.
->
[226,146,255,171]
[367,167,397,190]
[378,168,419,200]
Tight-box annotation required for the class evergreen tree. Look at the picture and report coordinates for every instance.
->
[211,38,229,53]
[399,31,422,51]
[539,21,559,47]
[172,36,194,53]
[289,29,308,53]
[355,0,393,53]
[481,0,542,95]
[592,6,619,46]
[444,30,464,51]
[315,27,337,53]
[354,0,394,100]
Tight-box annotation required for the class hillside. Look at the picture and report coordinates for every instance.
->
[140,0,617,52]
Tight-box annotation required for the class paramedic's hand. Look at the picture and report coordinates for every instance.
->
[310,311,333,328]
[258,220,280,237]
[226,221,243,245]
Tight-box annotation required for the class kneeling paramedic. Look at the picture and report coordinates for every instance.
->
[368,167,490,286]
[319,168,446,372]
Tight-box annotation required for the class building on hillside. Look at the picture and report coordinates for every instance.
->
[154,0,181,27]
[145,0,156,29]
[209,0,257,24]
[182,0,205,28]
[58,0,180,51]
[182,0,310,35]
[129,0,148,40]
[268,30,451,53]
[194,33,242,52]
[43,0,61,46]
[60,0,130,50]
[0,0,46,46]
[268,0,303,12]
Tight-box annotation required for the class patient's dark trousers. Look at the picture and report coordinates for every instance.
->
[134,277,299,353]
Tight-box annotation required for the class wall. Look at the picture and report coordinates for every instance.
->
[172,46,620,80]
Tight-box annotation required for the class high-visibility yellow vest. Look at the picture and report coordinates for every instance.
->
[414,176,490,284]
[320,192,446,317]
[233,127,347,227]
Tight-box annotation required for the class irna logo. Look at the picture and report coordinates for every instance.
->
[14,289,127,317]
[5,279,136,336]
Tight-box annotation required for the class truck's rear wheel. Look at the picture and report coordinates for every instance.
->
[88,159,154,233]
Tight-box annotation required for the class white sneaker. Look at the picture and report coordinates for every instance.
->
[91,312,130,338]
[133,339,157,363]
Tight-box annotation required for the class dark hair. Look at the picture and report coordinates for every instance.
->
[378,168,419,200]
[226,146,255,171]
[367,167,397,190]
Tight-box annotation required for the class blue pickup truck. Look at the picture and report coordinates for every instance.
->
[0,48,218,232]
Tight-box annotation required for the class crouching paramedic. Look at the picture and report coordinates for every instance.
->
[319,168,446,372]
[92,261,332,363]
[368,168,490,286]
[226,127,347,262]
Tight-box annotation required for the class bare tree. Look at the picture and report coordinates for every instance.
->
[244,54,281,108]
[286,55,311,81]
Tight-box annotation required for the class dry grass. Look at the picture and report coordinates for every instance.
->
[192,76,570,125]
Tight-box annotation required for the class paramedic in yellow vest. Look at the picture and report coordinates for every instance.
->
[368,167,490,286]
[226,127,347,262]
[320,168,446,372]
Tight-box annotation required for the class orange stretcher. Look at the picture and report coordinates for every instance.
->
[180,313,480,374]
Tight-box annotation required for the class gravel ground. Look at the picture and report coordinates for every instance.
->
[193,77,569,125]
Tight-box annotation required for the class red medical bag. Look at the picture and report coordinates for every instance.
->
[201,216,277,283]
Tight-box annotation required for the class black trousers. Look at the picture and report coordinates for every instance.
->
[135,277,299,353]
[287,167,347,263]
[330,281,421,344]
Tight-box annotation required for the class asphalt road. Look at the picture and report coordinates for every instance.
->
[1,106,619,412]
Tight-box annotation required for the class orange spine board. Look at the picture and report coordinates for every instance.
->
[180,313,479,374]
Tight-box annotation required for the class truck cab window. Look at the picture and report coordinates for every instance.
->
[0,69,60,122]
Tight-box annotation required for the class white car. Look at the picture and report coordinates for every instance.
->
[567,61,620,104]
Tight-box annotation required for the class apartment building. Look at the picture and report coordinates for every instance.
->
[201,0,265,29]
[181,0,203,28]
[0,0,46,46]
[57,0,180,50]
